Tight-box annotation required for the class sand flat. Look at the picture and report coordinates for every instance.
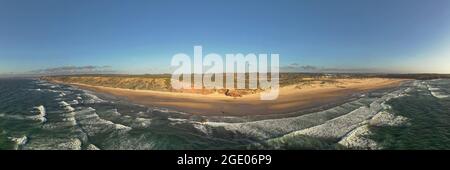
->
[63,78,406,116]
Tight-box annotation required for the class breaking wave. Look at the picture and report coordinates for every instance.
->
[227,84,413,149]
[74,107,132,137]
[0,105,48,123]
[426,84,449,99]
[9,135,28,150]
[82,91,106,104]
[30,105,47,123]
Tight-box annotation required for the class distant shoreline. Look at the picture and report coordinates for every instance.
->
[47,77,407,116]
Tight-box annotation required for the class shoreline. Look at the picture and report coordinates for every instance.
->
[51,78,408,116]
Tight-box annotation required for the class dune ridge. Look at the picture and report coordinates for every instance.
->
[45,75,407,116]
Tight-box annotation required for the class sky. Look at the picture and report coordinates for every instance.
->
[1,0,450,74]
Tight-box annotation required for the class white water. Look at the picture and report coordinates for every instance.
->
[427,84,449,99]
[31,105,47,123]
[9,135,28,150]
[82,91,106,103]
[69,100,79,105]
[74,107,132,136]
[59,101,70,106]
[0,105,47,123]
[200,98,371,140]
[293,88,407,137]
[258,84,413,149]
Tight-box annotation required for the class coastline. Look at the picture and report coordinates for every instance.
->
[50,78,407,116]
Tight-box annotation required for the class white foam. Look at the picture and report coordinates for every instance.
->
[291,106,375,139]
[47,89,62,93]
[75,94,83,100]
[114,123,132,130]
[69,100,79,105]
[369,111,408,126]
[65,106,75,112]
[62,117,77,126]
[203,101,369,139]
[59,101,70,106]
[24,138,82,150]
[430,91,449,99]
[168,118,191,123]
[426,84,449,98]
[59,101,75,112]
[193,123,210,134]
[59,92,66,97]
[31,105,47,123]
[151,107,189,115]
[429,87,440,91]
[0,106,47,123]
[0,113,27,120]
[110,109,121,116]
[338,124,379,149]
[82,92,105,103]
[338,110,409,149]
[74,107,132,136]
[381,102,392,110]
[153,107,169,113]
[9,135,28,146]
[86,144,100,150]
[270,88,409,140]
[133,118,152,128]
[59,138,82,150]
[36,82,53,87]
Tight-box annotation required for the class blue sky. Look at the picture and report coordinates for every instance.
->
[1,0,450,74]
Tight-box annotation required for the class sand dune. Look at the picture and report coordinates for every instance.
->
[58,78,406,116]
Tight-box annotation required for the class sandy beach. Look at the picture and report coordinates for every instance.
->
[56,78,407,116]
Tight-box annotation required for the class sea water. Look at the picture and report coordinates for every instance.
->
[369,79,450,149]
[0,78,449,150]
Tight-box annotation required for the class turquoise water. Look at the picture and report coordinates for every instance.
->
[1,78,449,150]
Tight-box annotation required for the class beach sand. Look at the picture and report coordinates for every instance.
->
[61,78,406,116]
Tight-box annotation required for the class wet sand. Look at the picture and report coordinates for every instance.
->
[59,78,406,116]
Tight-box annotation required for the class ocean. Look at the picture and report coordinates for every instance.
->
[0,78,449,150]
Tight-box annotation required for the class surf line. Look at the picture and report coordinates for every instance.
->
[177,154,211,168]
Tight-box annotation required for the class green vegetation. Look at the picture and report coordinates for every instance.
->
[43,73,373,90]
[43,75,172,91]
[42,73,450,95]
